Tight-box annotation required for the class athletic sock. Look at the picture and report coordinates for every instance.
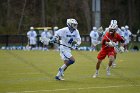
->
[56,64,67,77]
[61,64,67,71]
[56,71,61,76]
[95,70,98,74]
[106,66,110,71]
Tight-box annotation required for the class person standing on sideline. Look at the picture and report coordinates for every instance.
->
[50,18,81,80]
[124,25,132,52]
[27,27,37,50]
[40,28,52,51]
[90,27,100,51]
[93,22,125,78]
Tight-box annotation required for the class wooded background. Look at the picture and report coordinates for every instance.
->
[0,0,140,35]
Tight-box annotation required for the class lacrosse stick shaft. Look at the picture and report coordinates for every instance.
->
[54,41,73,49]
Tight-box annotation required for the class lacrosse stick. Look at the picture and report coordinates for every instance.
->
[53,41,78,50]
[97,26,104,33]
[49,36,79,50]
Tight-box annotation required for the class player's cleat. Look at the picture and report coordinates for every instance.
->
[92,73,99,78]
[55,76,65,80]
[59,68,64,77]
[106,70,111,76]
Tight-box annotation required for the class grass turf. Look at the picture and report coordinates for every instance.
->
[0,50,140,93]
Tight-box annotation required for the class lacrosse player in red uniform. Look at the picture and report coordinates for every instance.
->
[93,22,125,78]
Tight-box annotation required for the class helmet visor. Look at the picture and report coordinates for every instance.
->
[71,23,78,29]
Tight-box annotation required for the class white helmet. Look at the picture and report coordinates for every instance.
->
[121,26,125,30]
[109,23,118,30]
[53,26,58,30]
[125,25,129,29]
[110,20,117,25]
[93,27,97,30]
[67,18,78,29]
[30,26,34,30]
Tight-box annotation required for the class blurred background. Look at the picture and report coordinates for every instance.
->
[0,0,140,50]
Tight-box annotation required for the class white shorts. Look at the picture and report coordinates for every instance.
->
[29,37,36,45]
[41,37,49,45]
[91,40,100,46]
[60,47,72,60]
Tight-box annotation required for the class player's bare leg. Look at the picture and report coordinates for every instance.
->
[112,54,117,67]
[107,55,114,76]
[93,59,102,78]
[55,56,75,80]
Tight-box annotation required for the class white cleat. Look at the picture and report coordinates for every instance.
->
[92,73,99,78]
[55,76,65,81]
[59,68,64,77]
[107,70,111,76]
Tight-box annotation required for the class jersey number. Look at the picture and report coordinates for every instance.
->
[68,38,73,44]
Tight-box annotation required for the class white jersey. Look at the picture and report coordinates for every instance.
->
[90,30,99,40]
[27,30,37,45]
[55,27,81,49]
[116,28,124,37]
[90,30,100,46]
[41,31,52,38]
[123,29,132,44]
[123,30,131,40]
[27,30,37,38]
[55,27,81,60]
[40,31,52,45]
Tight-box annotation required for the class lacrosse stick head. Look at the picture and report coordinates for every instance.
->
[97,26,104,33]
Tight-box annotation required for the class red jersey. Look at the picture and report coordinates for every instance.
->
[97,32,124,60]
[101,32,124,51]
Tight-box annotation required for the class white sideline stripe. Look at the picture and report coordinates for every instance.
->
[7,84,140,93]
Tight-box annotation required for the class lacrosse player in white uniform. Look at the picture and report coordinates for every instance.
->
[50,18,81,80]
[124,25,132,51]
[40,28,52,51]
[118,27,125,37]
[27,27,37,50]
[90,27,100,51]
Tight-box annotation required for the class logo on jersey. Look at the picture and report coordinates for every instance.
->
[66,35,76,37]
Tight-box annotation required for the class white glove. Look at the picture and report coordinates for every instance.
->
[119,46,124,53]
[72,44,79,50]
[108,41,116,47]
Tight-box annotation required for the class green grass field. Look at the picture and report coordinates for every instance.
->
[0,50,140,93]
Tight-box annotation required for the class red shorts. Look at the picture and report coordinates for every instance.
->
[97,49,116,60]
